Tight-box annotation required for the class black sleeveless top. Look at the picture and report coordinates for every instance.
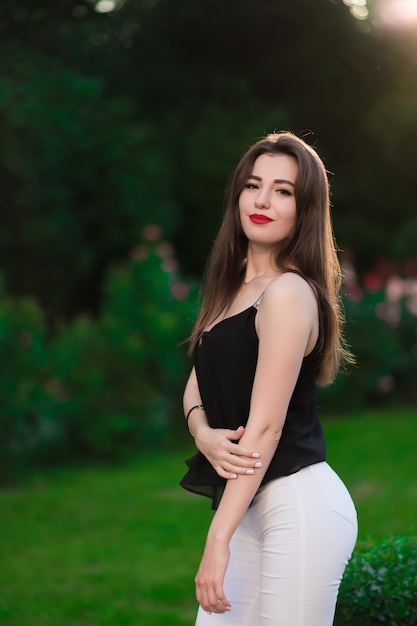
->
[180,301,326,509]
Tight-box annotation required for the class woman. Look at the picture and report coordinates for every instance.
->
[180,132,357,625]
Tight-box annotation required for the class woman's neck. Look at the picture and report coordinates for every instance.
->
[243,249,280,284]
[243,269,280,285]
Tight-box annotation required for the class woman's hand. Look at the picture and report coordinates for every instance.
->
[194,425,262,479]
[195,536,231,614]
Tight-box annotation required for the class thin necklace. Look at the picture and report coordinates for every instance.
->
[243,271,279,285]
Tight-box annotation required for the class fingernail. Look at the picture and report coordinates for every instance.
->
[252,452,260,458]
[255,462,263,468]
[230,473,237,479]
[246,469,255,475]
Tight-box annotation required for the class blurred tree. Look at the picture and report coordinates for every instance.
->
[126,0,416,274]
[166,100,289,275]
[0,0,416,313]
[0,42,177,316]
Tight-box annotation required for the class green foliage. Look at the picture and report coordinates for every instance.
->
[1,0,417,481]
[1,0,417,315]
[0,280,61,484]
[335,536,417,625]
[0,230,197,482]
[0,43,177,316]
[49,230,197,461]
[318,263,417,412]
[1,242,417,479]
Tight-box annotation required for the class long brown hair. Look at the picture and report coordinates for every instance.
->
[188,131,353,385]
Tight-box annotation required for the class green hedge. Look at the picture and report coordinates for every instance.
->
[0,229,198,483]
[336,536,417,625]
[1,237,417,481]
[318,264,417,412]
[0,279,55,482]
[48,232,198,462]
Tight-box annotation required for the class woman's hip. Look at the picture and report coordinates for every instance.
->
[249,462,357,535]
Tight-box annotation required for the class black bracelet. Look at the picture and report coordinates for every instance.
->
[185,404,205,423]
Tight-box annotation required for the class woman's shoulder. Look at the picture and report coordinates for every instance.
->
[264,272,314,297]
[263,271,316,304]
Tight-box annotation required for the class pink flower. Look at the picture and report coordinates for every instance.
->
[130,245,148,262]
[363,272,383,293]
[142,224,162,241]
[171,282,189,300]
[386,276,404,303]
[344,283,363,302]
[156,242,174,258]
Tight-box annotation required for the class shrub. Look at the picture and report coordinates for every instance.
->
[0,281,63,484]
[0,44,178,318]
[335,536,417,625]
[2,242,417,479]
[0,227,198,480]
[48,227,198,461]
[318,257,417,413]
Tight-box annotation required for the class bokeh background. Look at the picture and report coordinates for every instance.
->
[1,0,417,477]
[1,1,417,624]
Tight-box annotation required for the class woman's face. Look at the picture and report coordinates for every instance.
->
[239,153,298,249]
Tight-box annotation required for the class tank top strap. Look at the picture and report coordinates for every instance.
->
[253,292,264,310]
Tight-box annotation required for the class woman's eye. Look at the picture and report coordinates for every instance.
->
[244,183,258,190]
[277,188,292,196]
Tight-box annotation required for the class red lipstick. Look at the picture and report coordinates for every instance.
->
[249,214,273,224]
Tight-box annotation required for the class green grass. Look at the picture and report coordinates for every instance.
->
[0,409,416,625]
[323,408,417,539]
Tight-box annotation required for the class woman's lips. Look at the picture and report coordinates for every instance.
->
[249,214,273,224]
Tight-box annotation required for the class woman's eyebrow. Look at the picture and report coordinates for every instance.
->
[248,174,295,186]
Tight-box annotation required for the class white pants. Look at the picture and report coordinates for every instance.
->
[195,462,357,626]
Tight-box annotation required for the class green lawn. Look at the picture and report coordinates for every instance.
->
[0,409,416,626]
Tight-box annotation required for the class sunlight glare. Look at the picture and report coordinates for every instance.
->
[343,0,367,6]
[345,0,417,28]
[343,0,370,21]
[352,5,370,19]
[376,0,417,27]
[95,0,117,13]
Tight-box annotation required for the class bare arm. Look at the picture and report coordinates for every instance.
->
[195,274,319,614]
[184,368,262,478]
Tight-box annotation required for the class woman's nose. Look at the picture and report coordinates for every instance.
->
[255,191,270,209]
